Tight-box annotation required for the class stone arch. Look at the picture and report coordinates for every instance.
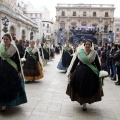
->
[104,22,109,33]
[30,31,34,40]
[10,25,16,40]
[21,29,26,40]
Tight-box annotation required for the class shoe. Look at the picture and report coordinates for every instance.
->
[25,81,30,84]
[115,81,119,84]
[83,108,87,111]
[115,82,120,85]
[83,103,87,111]
[111,77,116,81]
[1,106,6,112]
[109,74,113,78]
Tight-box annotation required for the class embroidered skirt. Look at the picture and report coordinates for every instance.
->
[66,63,104,105]
[24,63,43,81]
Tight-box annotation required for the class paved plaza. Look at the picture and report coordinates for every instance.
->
[0,54,120,120]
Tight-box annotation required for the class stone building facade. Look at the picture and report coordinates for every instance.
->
[42,20,56,43]
[55,3,115,44]
[0,0,38,41]
[27,12,42,40]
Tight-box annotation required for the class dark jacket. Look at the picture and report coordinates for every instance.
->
[114,50,120,74]
[111,48,118,64]
[114,50,120,66]
[17,44,25,58]
[100,50,107,67]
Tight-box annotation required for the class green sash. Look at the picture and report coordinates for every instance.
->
[64,47,72,55]
[79,49,103,86]
[44,46,49,53]
[27,47,36,60]
[0,44,18,71]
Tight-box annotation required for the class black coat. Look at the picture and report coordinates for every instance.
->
[17,44,25,58]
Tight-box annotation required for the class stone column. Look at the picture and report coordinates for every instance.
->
[16,22,21,40]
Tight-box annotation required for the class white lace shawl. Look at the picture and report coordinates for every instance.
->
[78,49,97,64]
[66,43,95,76]
[0,43,16,59]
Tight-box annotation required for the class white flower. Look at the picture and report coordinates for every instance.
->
[99,70,108,78]
[21,58,26,62]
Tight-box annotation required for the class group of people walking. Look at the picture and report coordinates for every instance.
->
[0,32,119,113]
[0,33,60,112]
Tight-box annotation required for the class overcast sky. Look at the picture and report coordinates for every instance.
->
[26,0,120,19]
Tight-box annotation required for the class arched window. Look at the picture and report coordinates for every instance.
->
[10,26,16,40]
[22,30,26,40]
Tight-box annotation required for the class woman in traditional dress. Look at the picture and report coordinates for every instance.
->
[0,33,27,112]
[43,41,50,62]
[23,40,43,83]
[57,42,73,71]
[55,44,60,54]
[35,40,46,67]
[50,43,55,59]
[66,40,103,111]
[35,40,44,58]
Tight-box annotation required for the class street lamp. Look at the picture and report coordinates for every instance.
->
[42,33,45,43]
[30,28,34,40]
[1,16,9,33]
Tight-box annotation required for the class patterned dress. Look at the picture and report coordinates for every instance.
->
[23,47,43,81]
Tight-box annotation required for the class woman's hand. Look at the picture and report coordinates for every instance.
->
[68,73,72,78]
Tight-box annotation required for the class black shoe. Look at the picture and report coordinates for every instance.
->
[1,107,6,112]
[115,82,120,85]
[1,109,6,112]
[83,108,87,111]
[111,77,116,81]
[115,81,119,84]
[25,81,30,84]
[109,74,113,78]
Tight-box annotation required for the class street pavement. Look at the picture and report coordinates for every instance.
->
[1,54,120,120]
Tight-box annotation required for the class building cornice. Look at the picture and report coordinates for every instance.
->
[56,7,115,10]
[0,3,38,29]
[42,21,54,24]
[56,4,115,10]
